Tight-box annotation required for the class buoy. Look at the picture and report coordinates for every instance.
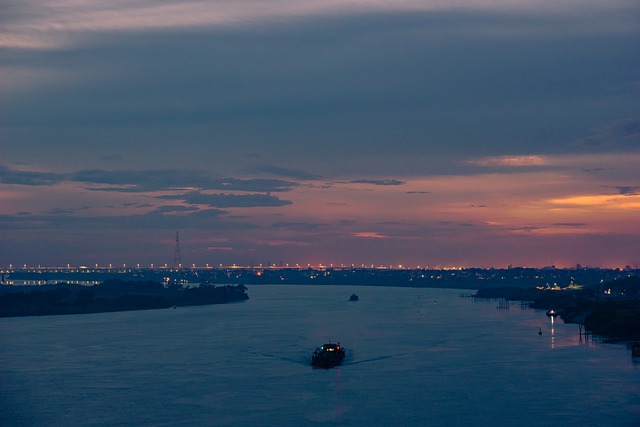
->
[538,327,542,335]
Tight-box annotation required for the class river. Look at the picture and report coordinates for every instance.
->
[1,285,638,426]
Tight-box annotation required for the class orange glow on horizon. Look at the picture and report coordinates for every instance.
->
[548,194,640,209]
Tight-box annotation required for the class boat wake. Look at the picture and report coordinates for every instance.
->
[250,350,408,367]
[344,353,408,366]
[250,351,307,365]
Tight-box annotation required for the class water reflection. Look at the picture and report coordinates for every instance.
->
[539,314,600,350]
[551,315,555,350]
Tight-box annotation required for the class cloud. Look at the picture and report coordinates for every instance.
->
[469,155,548,167]
[466,152,640,179]
[72,169,297,193]
[0,208,234,230]
[45,207,89,215]
[348,179,405,186]
[2,2,639,268]
[214,178,298,193]
[4,0,636,51]
[0,165,298,193]
[270,222,327,230]
[571,117,640,148]
[553,222,587,227]
[252,165,322,181]
[607,186,640,196]
[353,231,389,238]
[508,225,544,233]
[256,239,311,247]
[0,165,64,186]
[340,220,358,225]
[151,205,200,214]
[207,246,234,251]
[3,5,638,180]
[547,193,640,209]
[158,191,292,208]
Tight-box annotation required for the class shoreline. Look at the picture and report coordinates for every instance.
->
[474,284,640,342]
[0,280,249,318]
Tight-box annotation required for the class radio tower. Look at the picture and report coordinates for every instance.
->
[174,231,182,268]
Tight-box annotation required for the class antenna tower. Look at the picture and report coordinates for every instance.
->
[174,231,182,268]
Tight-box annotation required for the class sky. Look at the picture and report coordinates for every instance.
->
[1,0,639,269]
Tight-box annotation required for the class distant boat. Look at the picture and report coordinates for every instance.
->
[349,294,359,301]
[546,309,559,317]
[311,342,346,368]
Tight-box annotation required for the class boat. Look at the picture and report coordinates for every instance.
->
[311,342,346,368]
[349,294,359,301]
[546,309,559,317]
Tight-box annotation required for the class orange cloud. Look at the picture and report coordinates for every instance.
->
[469,155,548,167]
[548,194,640,209]
[259,240,311,247]
[353,232,389,239]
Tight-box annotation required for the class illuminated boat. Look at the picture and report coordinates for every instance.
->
[349,294,359,301]
[545,309,560,317]
[311,342,345,368]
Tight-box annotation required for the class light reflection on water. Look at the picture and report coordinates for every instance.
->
[0,285,638,427]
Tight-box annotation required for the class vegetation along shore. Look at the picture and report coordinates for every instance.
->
[0,280,249,318]
[474,276,640,342]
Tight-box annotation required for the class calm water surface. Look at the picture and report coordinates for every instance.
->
[1,285,638,426]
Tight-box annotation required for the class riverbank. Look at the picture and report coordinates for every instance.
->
[0,280,249,317]
[474,276,640,341]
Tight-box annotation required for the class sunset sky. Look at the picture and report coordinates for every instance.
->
[1,0,639,268]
